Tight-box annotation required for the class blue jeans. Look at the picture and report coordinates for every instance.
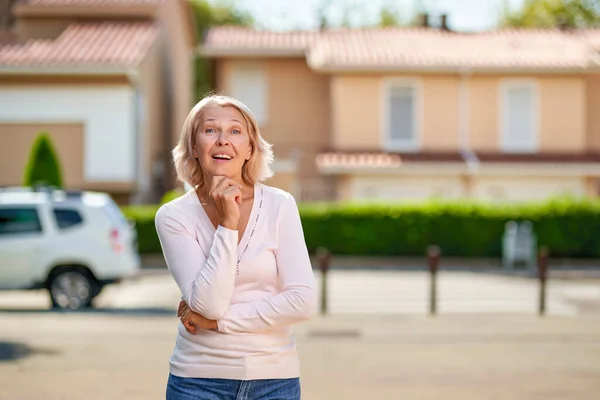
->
[166,373,301,400]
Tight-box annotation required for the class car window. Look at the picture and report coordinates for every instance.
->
[0,208,43,236]
[53,209,84,230]
[102,199,128,227]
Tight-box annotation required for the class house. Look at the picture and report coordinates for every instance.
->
[0,0,195,204]
[199,23,600,203]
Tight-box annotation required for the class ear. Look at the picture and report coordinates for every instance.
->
[245,144,252,161]
[192,145,198,159]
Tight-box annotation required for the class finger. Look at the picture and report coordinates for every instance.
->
[210,176,237,197]
[220,185,242,201]
[213,177,243,197]
[177,301,186,317]
[184,321,196,335]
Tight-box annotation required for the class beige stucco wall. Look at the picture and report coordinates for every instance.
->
[264,172,297,196]
[0,123,84,187]
[331,74,459,151]
[218,58,333,200]
[469,75,586,152]
[469,76,498,151]
[330,75,380,150]
[13,18,71,41]
[345,174,466,201]
[586,75,600,151]
[159,0,194,188]
[331,73,587,153]
[337,173,592,202]
[539,76,585,152]
[585,177,599,197]
[137,38,165,200]
[422,76,460,150]
[473,175,587,202]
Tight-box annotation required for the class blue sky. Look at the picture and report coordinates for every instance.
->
[212,0,526,31]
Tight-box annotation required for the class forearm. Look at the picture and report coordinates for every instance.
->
[217,284,316,333]
[184,226,237,319]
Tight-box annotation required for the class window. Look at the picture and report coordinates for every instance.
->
[53,209,83,230]
[384,81,420,151]
[102,199,129,228]
[501,81,538,152]
[0,208,42,236]
[230,64,267,125]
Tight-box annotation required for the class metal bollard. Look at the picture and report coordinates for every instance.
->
[316,247,331,315]
[427,245,441,316]
[538,246,549,316]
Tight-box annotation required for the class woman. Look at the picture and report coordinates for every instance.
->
[155,94,317,400]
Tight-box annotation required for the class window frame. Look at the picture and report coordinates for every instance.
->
[381,77,423,152]
[52,208,84,230]
[0,207,43,236]
[499,79,539,153]
[229,63,268,126]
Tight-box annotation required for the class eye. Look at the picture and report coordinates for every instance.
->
[204,128,215,134]
[232,129,241,135]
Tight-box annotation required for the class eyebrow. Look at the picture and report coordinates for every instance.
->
[203,118,244,125]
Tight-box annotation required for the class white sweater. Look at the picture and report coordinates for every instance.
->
[155,183,317,380]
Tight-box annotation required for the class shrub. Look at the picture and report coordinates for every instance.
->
[123,198,600,258]
[23,132,64,188]
[160,189,184,205]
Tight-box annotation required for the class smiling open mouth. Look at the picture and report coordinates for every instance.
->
[212,154,232,160]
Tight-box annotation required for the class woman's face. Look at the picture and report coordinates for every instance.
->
[192,105,253,185]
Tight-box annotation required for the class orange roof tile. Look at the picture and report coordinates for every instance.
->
[316,151,600,170]
[0,22,158,69]
[203,27,320,56]
[202,27,600,71]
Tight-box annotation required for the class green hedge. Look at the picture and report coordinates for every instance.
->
[122,198,600,258]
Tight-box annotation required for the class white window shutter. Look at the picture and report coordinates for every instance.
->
[385,82,418,151]
[230,65,267,125]
[502,82,537,152]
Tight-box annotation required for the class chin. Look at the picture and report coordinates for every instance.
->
[206,167,241,179]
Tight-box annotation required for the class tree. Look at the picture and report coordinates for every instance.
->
[23,132,63,188]
[316,0,406,29]
[500,0,600,28]
[190,0,253,29]
[377,5,404,27]
[189,0,254,99]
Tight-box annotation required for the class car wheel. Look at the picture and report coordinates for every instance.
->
[48,270,95,310]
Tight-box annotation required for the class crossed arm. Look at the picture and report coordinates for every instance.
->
[155,195,317,334]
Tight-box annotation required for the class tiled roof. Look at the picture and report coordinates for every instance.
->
[18,0,163,5]
[316,151,600,170]
[0,22,158,68]
[203,27,320,55]
[203,27,600,71]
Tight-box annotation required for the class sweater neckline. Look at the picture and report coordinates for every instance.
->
[191,182,261,252]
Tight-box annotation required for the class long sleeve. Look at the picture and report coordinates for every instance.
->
[155,204,237,320]
[216,194,317,334]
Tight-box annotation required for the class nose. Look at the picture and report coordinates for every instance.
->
[216,130,230,146]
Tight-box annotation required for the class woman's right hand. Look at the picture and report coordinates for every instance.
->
[208,176,242,230]
[177,301,217,334]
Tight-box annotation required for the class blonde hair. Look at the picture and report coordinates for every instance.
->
[172,94,274,189]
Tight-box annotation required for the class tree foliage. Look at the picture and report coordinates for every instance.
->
[500,0,600,28]
[23,132,63,188]
[189,0,253,99]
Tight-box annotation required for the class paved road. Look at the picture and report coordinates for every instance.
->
[1,271,600,399]
[0,270,598,316]
[1,311,600,400]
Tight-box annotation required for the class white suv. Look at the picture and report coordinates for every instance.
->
[0,187,141,310]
